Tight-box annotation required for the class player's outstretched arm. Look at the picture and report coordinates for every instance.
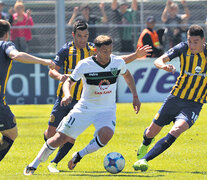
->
[154,54,176,73]
[121,45,152,64]
[9,50,55,69]
[122,70,141,114]
[60,77,74,106]
[49,65,70,82]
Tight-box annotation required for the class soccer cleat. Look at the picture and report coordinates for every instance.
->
[68,152,82,170]
[137,138,155,160]
[23,165,36,176]
[47,162,60,173]
[133,159,149,172]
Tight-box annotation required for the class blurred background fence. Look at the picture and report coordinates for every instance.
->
[2,0,207,54]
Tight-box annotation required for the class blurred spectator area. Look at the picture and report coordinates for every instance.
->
[2,0,207,54]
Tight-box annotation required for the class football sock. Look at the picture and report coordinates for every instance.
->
[51,142,74,164]
[29,141,56,169]
[79,136,104,158]
[143,128,154,146]
[143,133,176,161]
[0,136,14,161]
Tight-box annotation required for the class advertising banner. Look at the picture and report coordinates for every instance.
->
[6,62,59,104]
[117,58,180,102]
[5,58,180,104]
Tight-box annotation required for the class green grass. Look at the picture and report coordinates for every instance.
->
[1,103,207,180]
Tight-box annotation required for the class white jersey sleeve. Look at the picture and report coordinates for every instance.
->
[69,61,84,81]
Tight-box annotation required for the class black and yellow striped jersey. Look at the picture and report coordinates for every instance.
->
[54,41,96,100]
[166,42,207,104]
[0,41,17,105]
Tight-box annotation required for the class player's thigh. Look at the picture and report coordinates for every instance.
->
[175,101,203,128]
[153,95,181,127]
[1,126,18,141]
[56,108,94,139]
[93,110,116,139]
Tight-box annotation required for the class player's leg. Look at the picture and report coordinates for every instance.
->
[142,101,203,163]
[134,95,177,171]
[137,122,162,160]
[24,132,71,176]
[68,110,116,170]
[0,105,17,161]
[134,97,203,171]
[0,126,18,161]
[46,99,77,172]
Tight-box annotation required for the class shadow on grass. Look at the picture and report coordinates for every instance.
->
[155,170,207,175]
[54,170,164,178]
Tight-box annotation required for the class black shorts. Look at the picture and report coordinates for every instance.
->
[48,97,78,127]
[0,104,16,131]
[153,95,203,128]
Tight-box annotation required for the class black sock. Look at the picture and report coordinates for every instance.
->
[51,142,74,164]
[143,133,176,161]
[0,136,14,161]
[142,128,154,146]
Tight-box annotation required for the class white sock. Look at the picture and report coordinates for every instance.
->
[79,136,105,158]
[29,141,56,169]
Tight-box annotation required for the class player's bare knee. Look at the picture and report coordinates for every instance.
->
[169,126,184,137]
[98,127,114,145]
[45,126,56,139]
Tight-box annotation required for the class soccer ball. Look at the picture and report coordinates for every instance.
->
[103,152,125,174]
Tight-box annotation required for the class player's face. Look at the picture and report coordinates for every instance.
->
[73,29,89,49]
[97,44,112,64]
[187,35,205,54]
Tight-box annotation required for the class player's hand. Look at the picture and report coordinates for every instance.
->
[162,64,176,74]
[133,96,141,114]
[60,74,70,82]
[136,45,152,58]
[60,96,72,106]
[47,60,56,69]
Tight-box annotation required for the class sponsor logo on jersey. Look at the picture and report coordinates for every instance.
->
[89,73,98,76]
[99,79,110,90]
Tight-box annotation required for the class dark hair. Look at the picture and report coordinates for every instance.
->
[94,35,113,48]
[0,20,10,38]
[73,20,88,34]
[187,25,204,39]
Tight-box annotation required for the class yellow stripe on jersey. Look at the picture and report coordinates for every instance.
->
[180,52,198,99]
[56,42,95,101]
[3,60,13,105]
[171,52,186,96]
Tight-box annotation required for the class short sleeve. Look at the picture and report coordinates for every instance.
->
[69,61,84,82]
[54,43,69,67]
[120,60,127,75]
[4,41,17,56]
[165,42,186,61]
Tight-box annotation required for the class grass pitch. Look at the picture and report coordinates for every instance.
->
[0,103,206,180]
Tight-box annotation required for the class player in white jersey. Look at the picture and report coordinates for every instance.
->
[24,35,141,174]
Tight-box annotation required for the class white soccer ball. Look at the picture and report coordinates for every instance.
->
[103,152,125,174]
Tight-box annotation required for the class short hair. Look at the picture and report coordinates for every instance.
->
[187,25,204,39]
[94,35,113,47]
[0,20,10,38]
[72,20,88,34]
